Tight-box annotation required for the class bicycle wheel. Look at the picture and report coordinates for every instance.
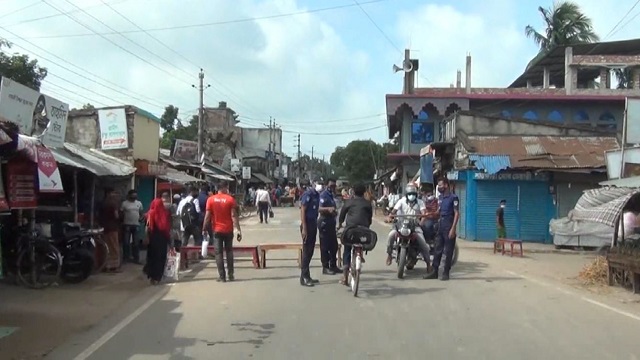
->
[17,243,62,289]
[352,255,361,297]
[92,236,110,274]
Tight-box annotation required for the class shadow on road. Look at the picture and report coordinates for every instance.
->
[360,284,444,298]
[203,322,276,350]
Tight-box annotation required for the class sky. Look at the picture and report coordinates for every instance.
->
[0,0,638,160]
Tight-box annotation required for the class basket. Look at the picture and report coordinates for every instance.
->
[340,226,378,251]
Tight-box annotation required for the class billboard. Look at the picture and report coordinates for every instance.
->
[0,78,69,148]
[173,139,198,161]
[98,108,128,150]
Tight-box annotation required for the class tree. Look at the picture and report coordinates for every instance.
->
[160,114,198,149]
[0,39,47,91]
[614,69,634,89]
[330,140,397,183]
[82,103,95,110]
[160,105,179,132]
[293,154,333,180]
[525,1,599,53]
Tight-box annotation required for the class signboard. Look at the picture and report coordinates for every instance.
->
[36,146,64,193]
[474,171,549,181]
[625,98,640,144]
[281,164,288,177]
[230,158,241,173]
[173,139,198,161]
[0,78,68,147]
[242,166,251,180]
[98,108,128,150]
[604,147,640,180]
[6,156,37,209]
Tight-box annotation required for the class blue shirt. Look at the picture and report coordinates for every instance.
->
[438,192,459,222]
[197,191,209,222]
[319,189,337,223]
[300,189,320,222]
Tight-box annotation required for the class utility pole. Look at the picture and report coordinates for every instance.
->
[310,146,314,181]
[295,134,301,185]
[264,117,275,178]
[192,69,209,161]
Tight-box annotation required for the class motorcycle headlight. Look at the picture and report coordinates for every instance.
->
[400,228,411,236]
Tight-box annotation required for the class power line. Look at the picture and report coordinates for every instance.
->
[0,1,41,21]
[3,0,134,27]
[353,0,401,53]
[281,124,386,135]
[12,0,390,39]
[604,0,640,39]
[241,113,386,124]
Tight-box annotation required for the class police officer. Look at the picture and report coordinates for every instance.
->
[426,178,459,281]
[299,180,323,287]
[318,178,340,275]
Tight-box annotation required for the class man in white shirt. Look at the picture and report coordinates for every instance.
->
[176,186,202,248]
[254,185,271,224]
[120,190,144,264]
[386,184,432,276]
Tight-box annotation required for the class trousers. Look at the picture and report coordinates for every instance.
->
[214,232,234,278]
[432,222,456,273]
[318,219,338,268]
[300,220,318,278]
[387,227,431,266]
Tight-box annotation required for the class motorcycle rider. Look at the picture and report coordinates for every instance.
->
[386,183,433,276]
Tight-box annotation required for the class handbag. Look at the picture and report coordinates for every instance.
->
[164,249,180,282]
[269,209,274,218]
[201,233,210,257]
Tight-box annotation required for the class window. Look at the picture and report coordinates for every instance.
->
[500,110,512,119]
[417,110,429,120]
[523,110,538,121]
[573,110,590,123]
[547,110,563,123]
[411,122,434,144]
[597,111,617,130]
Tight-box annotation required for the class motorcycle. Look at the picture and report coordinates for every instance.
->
[47,223,99,284]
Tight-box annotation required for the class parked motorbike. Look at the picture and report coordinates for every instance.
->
[392,214,421,279]
[393,217,459,273]
[46,223,98,284]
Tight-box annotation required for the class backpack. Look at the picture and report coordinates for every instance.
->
[180,198,199,227]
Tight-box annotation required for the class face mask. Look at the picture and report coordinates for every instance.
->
[407,194,417,202]
[315,184,323,192]
[500,204,506,209]
[427,195,435,201]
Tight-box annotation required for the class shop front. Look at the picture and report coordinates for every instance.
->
[453,170,554,243]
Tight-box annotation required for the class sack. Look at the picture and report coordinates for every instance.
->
[341,226,378,251]
[164,250,181,282]
[269,209,274,218]
[180,199,198,227]
[201,236,209,257]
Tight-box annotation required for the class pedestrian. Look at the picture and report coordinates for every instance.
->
[120,190,144,264]
[255,184,271,224]
[198,184,213,241]
[497,200,506,239]
[144,198,172,285]
[203,180,242,282]
[176,186,202,248]
[101,188,121,273]
[337,183,372,285]
[318,178,340,275]
[426,178,459,281]
[299,180,322,287]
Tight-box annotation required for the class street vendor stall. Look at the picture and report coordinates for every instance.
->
[156,168,206,197]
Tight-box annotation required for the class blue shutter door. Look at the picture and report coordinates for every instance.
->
[456,183,467,238]
[476,181,519,241]
[556,182,591,218]
[517,182,551,242]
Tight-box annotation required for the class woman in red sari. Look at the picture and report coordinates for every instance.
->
[144,198,172,285]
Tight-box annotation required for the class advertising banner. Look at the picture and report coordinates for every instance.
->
[173,139,198,161]
[242,166,251,180]
[36,146,64,193]
[6,156,37,209]
[0,166,9,213]
[98,108,129,150]
[37,95,69,148]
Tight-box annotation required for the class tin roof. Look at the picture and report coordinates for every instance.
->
[463,135,618,171]
[51,143,136,177]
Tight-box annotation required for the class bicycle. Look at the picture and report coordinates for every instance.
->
[16,228,63,289]
[85,228,108,274]
[339,226,378,297]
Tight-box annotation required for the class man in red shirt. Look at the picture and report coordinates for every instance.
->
[203,181,242,282]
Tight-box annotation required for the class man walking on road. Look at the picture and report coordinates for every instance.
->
[177,187,202,249]
[497,199,506,239]
[426,178,459,281]
[299,181,322,287]
[255,185,271,224]
[203,181,242,282]
[319,178,340,275]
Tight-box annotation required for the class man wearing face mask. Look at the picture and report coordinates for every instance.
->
[299,179,323,286]
[318,178,340,275]
[386,184,432,277]
[497,199,506,239]
[426,178,459,281]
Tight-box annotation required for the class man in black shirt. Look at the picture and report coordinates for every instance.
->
[496,199,506,239]
[337,183,373,285]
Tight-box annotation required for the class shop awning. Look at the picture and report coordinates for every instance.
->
[251,172,273,184]
[202,168,234,181]
[50,143,136,177]
[157,169,204,184]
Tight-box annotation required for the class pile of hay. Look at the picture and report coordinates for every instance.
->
[578,256,608,286]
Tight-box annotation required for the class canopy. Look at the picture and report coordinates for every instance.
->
[568,187,640,227]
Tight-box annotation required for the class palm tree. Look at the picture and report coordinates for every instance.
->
[614,68,634,89]
[525,1,599,53]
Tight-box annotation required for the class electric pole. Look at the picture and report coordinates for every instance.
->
[264,117,277,179]
[193,69,209,161]
[295,134,301,185]
[310,146,314,181]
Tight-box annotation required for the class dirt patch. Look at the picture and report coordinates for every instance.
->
[0,265,149,360]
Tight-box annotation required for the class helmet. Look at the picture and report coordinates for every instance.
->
[405,184,418,202]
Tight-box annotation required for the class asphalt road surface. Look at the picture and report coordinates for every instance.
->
[46,206,640,360]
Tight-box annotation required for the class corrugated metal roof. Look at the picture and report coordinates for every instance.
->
[599,176,640,188]
[468,154,511,174]
[157,169,205,184]
[50,143,136,177]
[464,136,618,170]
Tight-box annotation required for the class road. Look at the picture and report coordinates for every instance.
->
[46,206,640,360]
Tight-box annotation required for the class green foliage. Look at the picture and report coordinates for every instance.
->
[524,1,599,52]
[292,154,333,180]
[82,103,95,110]
[160,113,198,149]
[0,39,47,91]
[160,105,179,132]
[330,140,397,183]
